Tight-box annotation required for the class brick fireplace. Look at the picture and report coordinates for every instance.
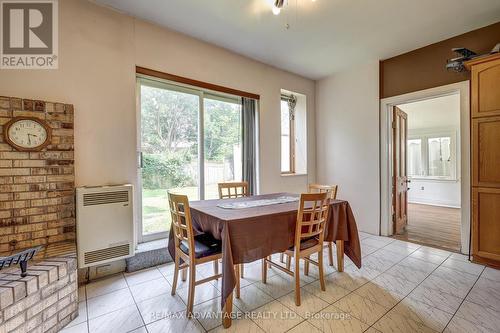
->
[0,96,78,332]
[0,96,75,257]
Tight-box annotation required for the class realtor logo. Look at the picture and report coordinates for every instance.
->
[1,0,58,69]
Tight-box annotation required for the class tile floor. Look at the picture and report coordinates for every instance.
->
[61,233,500,333]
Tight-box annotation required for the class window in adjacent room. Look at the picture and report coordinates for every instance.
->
[280,89,307,175]
[407,130,456,180]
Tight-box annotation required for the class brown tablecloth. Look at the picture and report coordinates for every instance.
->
[167,193,362,307]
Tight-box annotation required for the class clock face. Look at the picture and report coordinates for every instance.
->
[6,119,49,150]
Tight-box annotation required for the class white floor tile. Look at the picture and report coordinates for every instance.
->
[193,297,241,331]
[398,256,438,274]
[254,273,298,299]
[409,249,449,265]
[278,289,329,318]
[354,282,405,309]
[441,257,484,276]
[444,316,496,333]
[177,280,221,306]
[455,300,500,332]
[86,288,135,319]
[86,274,127,299]
[371,273,417,296]
[302,279,351,304]
[385,263,430,284]
[88,304,144,333]
[61,322,88,333]
[370,248,408,264]
[308,304,369,333]
[466,277,500,312]
[334,293,388,325]
[407,285,463,314]
[233,284,274,312]
[136,293,185,324]
[146,315,204,333]
[250,300,303,333]
[287,320,322,333]
[423,266,477,298]
[129,277,171,302]
[392,297,452,332]
[481,267,500,282]
[124,267,164,286]
[373,309,438,333]
[210,317,264,333]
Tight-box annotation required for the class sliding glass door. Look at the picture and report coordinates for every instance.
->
[138,78,242,241]
[204,96,242,199]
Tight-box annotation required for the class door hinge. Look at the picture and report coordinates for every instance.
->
[392,121,396,129]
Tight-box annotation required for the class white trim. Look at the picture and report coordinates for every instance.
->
[380,81,470,254]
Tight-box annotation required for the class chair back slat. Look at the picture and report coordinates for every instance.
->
[218,181,249,199]
[308,184,338,200]
[295,193,329,245]
[168,192,195,257]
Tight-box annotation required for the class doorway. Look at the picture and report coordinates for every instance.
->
[136,77,243,242]
[380,81,470,253]
[392,95,461,251]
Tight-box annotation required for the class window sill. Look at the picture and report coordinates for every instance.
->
[409,177,459,183]
[281,173,308,177]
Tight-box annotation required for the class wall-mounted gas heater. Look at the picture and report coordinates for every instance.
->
[76,184,135,268]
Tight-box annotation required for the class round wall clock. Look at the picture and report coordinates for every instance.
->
[4,117,52,151]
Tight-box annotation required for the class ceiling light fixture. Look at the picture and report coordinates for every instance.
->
[272,0,284,15]
[271,0,317,16]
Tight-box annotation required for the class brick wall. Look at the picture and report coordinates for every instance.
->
[0,96,75,256]
[0,256,78,333]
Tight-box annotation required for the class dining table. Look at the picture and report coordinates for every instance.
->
[167,192,362,328]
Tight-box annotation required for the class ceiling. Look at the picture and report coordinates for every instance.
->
[94,0,500,79]
[400,94,460,130]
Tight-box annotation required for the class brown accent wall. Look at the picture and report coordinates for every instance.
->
[380,22,500,98]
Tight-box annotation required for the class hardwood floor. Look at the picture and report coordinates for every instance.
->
[393,203,461,252]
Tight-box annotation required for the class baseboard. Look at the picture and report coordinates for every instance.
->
[408,200,460,209]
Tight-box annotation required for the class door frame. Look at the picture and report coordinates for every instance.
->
[380,81,470,253]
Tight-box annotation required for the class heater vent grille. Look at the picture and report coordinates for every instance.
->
[83,191,129,206]
[84,244,130,265]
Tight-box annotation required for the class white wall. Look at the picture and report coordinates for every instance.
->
[408,179,460,207]
[0,0,316,195]
[316,61,380,234]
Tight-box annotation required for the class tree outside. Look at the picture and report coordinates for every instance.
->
[140,84,242,235]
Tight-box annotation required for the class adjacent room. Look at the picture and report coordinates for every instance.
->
[393,94,462,252]
[0,1,499,333]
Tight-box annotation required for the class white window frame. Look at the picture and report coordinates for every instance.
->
[408,128,458,181]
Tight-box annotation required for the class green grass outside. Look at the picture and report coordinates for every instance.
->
[142,185,218,235]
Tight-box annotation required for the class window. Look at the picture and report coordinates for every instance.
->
[407,131,457,180]
[280,90,307,175]
[281,97,294,173]
[138,78,243,241]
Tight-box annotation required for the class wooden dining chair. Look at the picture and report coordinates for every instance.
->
[262,192,329,306]
[308,184,338,268]
[280,183,339,269]
[217,181,248,290]
[218,181,249,199]
[169,192,236,316]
